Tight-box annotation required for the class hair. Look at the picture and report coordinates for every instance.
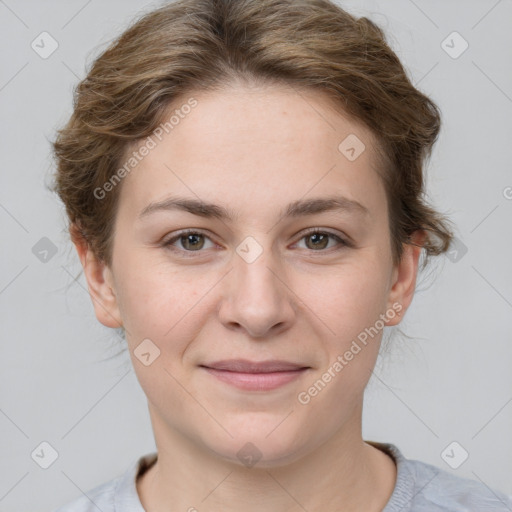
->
[51,0,454,273]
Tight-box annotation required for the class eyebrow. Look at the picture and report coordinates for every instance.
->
[138,195,369,221]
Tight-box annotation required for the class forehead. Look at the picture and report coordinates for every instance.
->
[156,84,378,164]
[118,84,385,221]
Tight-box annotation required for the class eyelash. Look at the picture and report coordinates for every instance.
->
[161,228,352,258]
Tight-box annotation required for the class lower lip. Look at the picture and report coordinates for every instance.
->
[201,367,308,391]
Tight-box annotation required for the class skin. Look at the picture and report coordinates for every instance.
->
[75,82,424,511]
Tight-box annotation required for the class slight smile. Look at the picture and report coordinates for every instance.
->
[199,359,311,391]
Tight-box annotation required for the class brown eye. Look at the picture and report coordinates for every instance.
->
[295,229,349,252]
[180,233,205,251]
[163,230,215,255]
[305,232,330,250]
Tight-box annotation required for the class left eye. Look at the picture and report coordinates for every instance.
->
[294,230,346,251]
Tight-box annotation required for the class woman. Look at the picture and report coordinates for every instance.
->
[51,0,512,510]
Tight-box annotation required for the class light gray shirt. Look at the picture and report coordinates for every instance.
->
[53,442,512,511]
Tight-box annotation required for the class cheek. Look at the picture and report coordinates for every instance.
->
[114,254,215,343]
[291,263,390,417]
[292,258,390,339]
[117,263,211,409]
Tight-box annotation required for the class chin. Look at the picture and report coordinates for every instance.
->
[202,415,311,469]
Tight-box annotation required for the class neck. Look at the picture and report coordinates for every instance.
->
[137,403,396,512]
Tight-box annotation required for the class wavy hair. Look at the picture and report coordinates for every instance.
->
[51,0,453,270]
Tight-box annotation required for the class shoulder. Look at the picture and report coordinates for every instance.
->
[52,476,120,512]
[52,452,157,512]
[370,442,512,512]
[407,458,512,511]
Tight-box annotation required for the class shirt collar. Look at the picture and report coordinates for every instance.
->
[114,451,157,512]
[114,442,413,512]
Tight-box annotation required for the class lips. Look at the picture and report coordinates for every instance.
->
[200,359,309,373]
[199,359,310,391]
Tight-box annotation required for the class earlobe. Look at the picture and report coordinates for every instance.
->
[385,230,426,327]
[72,232,123,329]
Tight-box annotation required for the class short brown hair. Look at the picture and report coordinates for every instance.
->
[50,0,453,269]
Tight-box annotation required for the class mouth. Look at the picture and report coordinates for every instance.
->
[199,359,310,391]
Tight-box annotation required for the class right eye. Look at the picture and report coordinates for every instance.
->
[162,230,217,256]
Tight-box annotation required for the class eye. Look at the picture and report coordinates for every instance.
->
[294,228,349,252]
[162,230,216,255]
[162,227,351,258]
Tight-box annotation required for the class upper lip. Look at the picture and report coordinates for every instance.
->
[201,359,309,373]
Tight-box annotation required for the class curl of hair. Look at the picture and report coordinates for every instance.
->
[51,0,454,269]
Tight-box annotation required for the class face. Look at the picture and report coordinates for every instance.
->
[78,83,421,467]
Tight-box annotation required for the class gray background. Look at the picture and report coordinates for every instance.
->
[1,0,511,510]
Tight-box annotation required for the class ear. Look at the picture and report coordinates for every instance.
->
[72,226,123,329]
[385,230,426,326]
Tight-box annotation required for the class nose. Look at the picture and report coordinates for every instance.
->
[217,245,296,339]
